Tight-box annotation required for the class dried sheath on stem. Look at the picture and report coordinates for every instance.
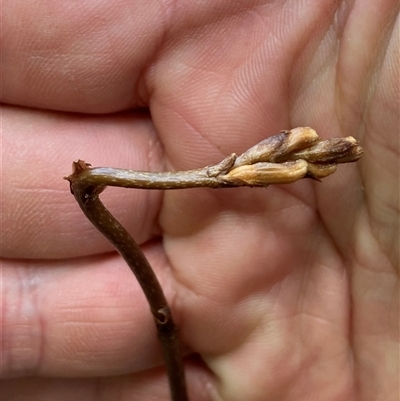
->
[65,127,363,401]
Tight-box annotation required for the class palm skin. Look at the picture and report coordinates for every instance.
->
[1,1,398,401]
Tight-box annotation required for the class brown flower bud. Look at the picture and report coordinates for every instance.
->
[306,163,338,180]
[233,127,320,167]
[290,136,364,163]
[223,160,309,186]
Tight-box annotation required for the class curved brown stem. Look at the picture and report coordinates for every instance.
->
[65,127,363,401]
[66,164,188,401]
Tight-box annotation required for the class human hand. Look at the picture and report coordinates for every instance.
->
[2,1,398,400]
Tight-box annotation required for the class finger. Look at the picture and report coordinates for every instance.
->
[3,1,263,114]
[1,242,181,378]
[1,1,167,112]
[1,105,163,259]
[334,4,399,399]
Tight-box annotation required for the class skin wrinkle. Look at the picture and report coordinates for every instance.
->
[362,141,397,261]
[4,265,43,377]
[29,266,48,377]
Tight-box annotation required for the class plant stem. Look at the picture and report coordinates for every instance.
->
[65,127,363,401]
[66,163,189,401]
